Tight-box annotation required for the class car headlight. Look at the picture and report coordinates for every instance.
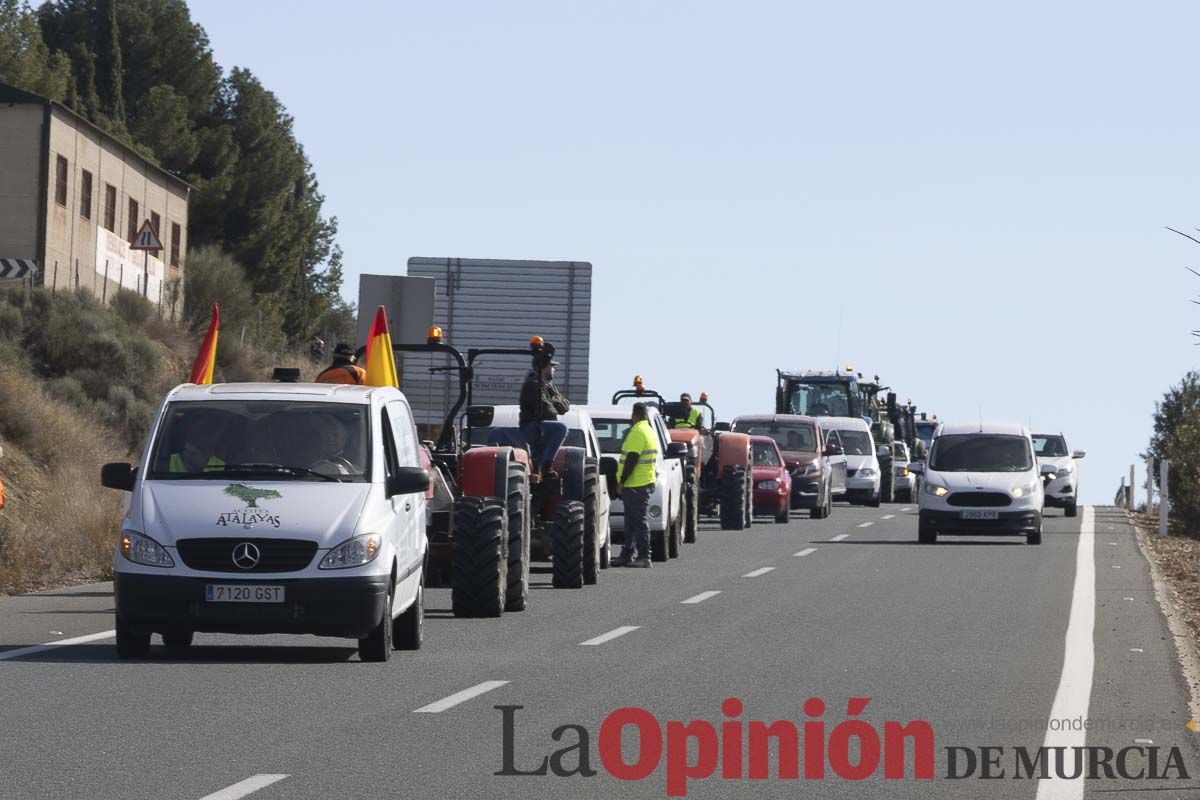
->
[896,466,910,477]
[319,534,382,569]
[120,530,175,567]
[649,505,662,518]
[858,467,876,477]
[758,480,779,490]
[924,481,949,497]
[1011,483,1038,498]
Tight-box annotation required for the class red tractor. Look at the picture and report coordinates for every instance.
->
[611,378,753,533]
[395,330,599,618]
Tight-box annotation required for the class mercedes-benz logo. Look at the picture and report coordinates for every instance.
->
[232,542,261,570]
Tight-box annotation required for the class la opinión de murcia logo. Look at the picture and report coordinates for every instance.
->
[495,698,1192,797]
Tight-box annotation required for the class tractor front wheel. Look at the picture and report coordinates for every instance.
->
[452,497,508,617]
[551,501,586,588]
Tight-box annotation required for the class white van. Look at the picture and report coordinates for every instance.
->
[585,405,686,562]
[910,421,1052,545]
[816,416,881,507]
[102,382,431,662]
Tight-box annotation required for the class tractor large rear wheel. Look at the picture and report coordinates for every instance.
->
[551,501,585,588]
[452,497,507,617]
[583,464,601,585]
[720,465,749,531]
[505,463,531,612]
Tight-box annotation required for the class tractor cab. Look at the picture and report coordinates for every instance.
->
[776,368,865,422]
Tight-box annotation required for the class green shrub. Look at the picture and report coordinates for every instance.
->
[111,288,156,328]
[45,375,90,409]
[0,302,22,340]
[1148,371,1200,536]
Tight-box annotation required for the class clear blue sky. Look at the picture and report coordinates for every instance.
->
[192,0,1200,504]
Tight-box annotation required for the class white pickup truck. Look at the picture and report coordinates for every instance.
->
[584,405,686,562]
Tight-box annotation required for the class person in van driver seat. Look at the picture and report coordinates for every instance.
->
[168,412,226,474]
[519,341,570,484]
[310,413,358,475]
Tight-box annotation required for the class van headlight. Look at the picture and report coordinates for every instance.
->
[320,534,382,569]
[924,481,949,497]
[858,467,876,477]
[120,530,175,567]
[1011,483,1038,498]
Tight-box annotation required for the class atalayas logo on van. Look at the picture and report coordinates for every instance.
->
[217,484,282,529]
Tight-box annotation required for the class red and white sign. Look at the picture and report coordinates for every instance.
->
[129,219,163,252]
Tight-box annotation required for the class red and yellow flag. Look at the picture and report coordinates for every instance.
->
[188,303,219,384]
[363,305,398,388]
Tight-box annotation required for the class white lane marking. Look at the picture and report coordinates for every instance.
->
[1124,597,1134,601]
[682,591,721,605]
[1035,506,1095,800]
[881,514,895,519]
[0,629,115,662]
[900,507,912,511]
[857,522,873,528]
[830,533,850,541]
[742,567,776,578]
[579,626,640,646]
[413,680,510,713]
[794,548,817,557]
[1112,565,1121,569]
[1130,648,1144,653]
[1134,738,1154,745]
[198,775,288,800]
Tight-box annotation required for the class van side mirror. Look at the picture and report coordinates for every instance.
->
[666,442,688,460]
[599,457,618,477]
[101,462,136,492]
[824,443,843,457]
[1072,450,1086,459]
[388,466,430,497]
[713,422,731,432]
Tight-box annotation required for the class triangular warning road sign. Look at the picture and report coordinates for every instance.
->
[130,219,163,251]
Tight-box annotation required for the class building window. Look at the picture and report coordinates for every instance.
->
[54,155,68,206]
[104,184,116,231]
[170,222,181,267]
[150,211,161,240]
[128,198,139,242]
[80,170,93,221]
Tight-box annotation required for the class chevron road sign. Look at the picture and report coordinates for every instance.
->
[0,258,36,281]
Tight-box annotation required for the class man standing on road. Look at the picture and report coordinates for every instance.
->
[315,343,366,385]
[612,402,659,568]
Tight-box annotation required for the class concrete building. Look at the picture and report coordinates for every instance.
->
[0,81,190,316]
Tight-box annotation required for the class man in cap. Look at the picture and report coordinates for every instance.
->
[518,341,570,482]
[611,402,658,568]
[316,343,366,385]
[670,392,706,432]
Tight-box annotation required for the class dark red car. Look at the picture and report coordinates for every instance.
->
[750,436,792,523]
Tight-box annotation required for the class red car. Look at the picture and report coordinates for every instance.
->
[750,435,792,523]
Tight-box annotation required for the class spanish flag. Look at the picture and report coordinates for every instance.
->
[188,303,219,384]
[363,305,399,388]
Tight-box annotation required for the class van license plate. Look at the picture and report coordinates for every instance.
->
[961,510,999,520]
[205,584,284,603]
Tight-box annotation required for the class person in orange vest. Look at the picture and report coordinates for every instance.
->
[315,343,366,385]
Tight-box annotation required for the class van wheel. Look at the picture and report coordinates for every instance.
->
[918,522,937,544]
[359,590,392,662]
[551,500,585,588]
[775,503,790,524]
[599,533,611,569]
[452,497,508,617]
[683,468,699,543]
[161,629,193,649]
[505,464,531,611]
[668,515,681,559]
[720,465,748,530]
[1065,503,1078,518]
[1027,527,1043,545]
[867,492,881,508]
[651,524,668,562]
[394,581,423,650]
[115,616,150,659]
[583,465,600,585]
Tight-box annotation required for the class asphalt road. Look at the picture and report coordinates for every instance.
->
[0,503,1197,800]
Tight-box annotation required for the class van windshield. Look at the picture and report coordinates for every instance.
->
[149,401,371,482]
[1032,435,1068,457]
[929,434,1032,473]
[835,430,873,456]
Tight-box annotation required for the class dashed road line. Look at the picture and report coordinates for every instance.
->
[682,591,721,605]
[857,522,874,528]
[0,630,115,662]
[198,775,288,800]
[413,680,510,713]
[830,533,850,541]
[794,548,817,557]
[900,507,912,511]
[742,567,775,578]
[881,514,895,519]
[580,626,640,646]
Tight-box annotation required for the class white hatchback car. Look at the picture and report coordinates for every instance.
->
[816,416,881,507]
[1033,433,1085,518]
[103,382,431,662]
[911,421,1053,545]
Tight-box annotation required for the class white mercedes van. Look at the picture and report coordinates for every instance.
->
[910,421,1053,545]
[102,382,430,662]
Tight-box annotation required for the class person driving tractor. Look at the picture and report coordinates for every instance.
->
[518,340,570,483]
[670,393,707,432]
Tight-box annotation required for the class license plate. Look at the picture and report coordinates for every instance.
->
[205,584,284,603]
[961,510,999,520]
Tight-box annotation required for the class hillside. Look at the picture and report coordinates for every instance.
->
[0,286,308,592]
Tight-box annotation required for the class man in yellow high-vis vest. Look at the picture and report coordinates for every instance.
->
[671,393,706,432]
[612,403,659,568]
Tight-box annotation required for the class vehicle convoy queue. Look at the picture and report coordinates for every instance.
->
[99,333,1085,662]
